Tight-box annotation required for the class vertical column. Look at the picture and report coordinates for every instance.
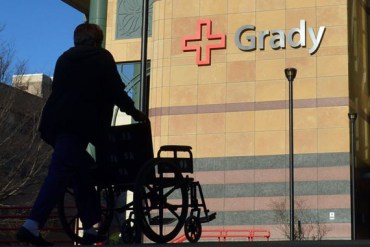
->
[89,0,108,47]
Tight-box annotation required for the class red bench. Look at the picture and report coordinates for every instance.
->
[171,229,270,243]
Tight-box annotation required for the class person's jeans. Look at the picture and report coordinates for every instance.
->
[29,133,101,229]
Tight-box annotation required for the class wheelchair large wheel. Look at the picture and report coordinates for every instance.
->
[134,159,188,243]
[58,185,114,243]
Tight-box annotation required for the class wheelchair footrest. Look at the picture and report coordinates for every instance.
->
[150,216,176,225]
[199,212,216,223]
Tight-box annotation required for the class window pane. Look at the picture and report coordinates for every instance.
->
[116,0,153,39]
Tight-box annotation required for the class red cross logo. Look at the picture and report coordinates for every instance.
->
[182,20,226,66]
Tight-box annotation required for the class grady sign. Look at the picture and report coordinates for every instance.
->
[182,19,326,66]
[235,19,326,55]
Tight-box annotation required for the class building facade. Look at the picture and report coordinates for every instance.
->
[63,0,370,240]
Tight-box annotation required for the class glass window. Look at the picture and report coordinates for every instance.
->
[116,61,150,110]
[116,0,153,39]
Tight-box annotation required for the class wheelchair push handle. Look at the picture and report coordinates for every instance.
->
[157,145,193,173]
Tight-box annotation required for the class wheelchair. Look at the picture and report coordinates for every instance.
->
[57,122,216,244]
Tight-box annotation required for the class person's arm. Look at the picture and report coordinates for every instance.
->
[102,50,148,121]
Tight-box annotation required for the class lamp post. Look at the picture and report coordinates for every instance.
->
[285,68,297,241]
[140,0,149,115]
[348,112,357,240]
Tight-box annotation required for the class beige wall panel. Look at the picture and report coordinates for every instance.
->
[316,46,348,56]
[286,8,316,28]
[172,18,198,39]
[198,63,227,84]
[197,113,226,134]
[255,131,286,155]
[152,115,161,136]
[164,19,172,39]
[292,77,317,100]
[162,67,171,87]
[226,132,255,156]
[226,82,255,103]
[228,13,256,32]
[168,114,197,135]
[318,128,349,153]
[256,10,285,30]
[293,108,318,129]
[169,85,198,106]
[228,0,255,13]
[126,41,143,60]
[317,76,349,98]
[226,111,255,132]
[170,65,198,86]
[317,55,348,77]
[227,52,256,62]
[320,26,348,48]
[197,133,226,157]
[172,0,200,18]
[256,0,285,11]
[227,60,256,82]
[317,106,349,128]
[294,129,318,154]
[199,0,227,16]
[317,5,347,26]
[255,110,286,131]
[286,0,316,9]
[256,50,286,60]
[256,59,285,81]
[286,57,317,79]
[255,80,285,102]
[171,37,185,57]
[159,115,169,136]
[167,134,197,151]
[198,83,226,105]
[208,53,227,64]
[316,0,347,7]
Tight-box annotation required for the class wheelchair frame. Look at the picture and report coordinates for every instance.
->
[57,123,216,244]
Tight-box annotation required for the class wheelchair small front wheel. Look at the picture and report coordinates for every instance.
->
[184,216,202,243]
[120,219,139,244]
[134,158,188,243]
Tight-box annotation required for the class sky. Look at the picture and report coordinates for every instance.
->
[0,0,84,77]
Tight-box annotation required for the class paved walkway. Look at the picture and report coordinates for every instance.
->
[77,240,370,246]
[3,240,370,246]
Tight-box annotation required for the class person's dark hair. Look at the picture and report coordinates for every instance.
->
[74,23,103,47]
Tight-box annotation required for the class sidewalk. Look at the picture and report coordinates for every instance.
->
[141,240,370,247]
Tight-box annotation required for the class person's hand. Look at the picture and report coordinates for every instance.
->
[130,108,148,122]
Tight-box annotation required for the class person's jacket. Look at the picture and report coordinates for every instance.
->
[38,46,136,146]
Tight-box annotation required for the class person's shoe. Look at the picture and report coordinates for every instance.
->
[16,226,54,246]
[82,233,107,245]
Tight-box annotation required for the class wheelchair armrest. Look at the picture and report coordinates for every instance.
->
[159,145,192,152]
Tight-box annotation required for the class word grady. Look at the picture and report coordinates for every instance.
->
[234,20,326,54]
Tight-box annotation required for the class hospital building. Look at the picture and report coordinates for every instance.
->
[62,0,370,240]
